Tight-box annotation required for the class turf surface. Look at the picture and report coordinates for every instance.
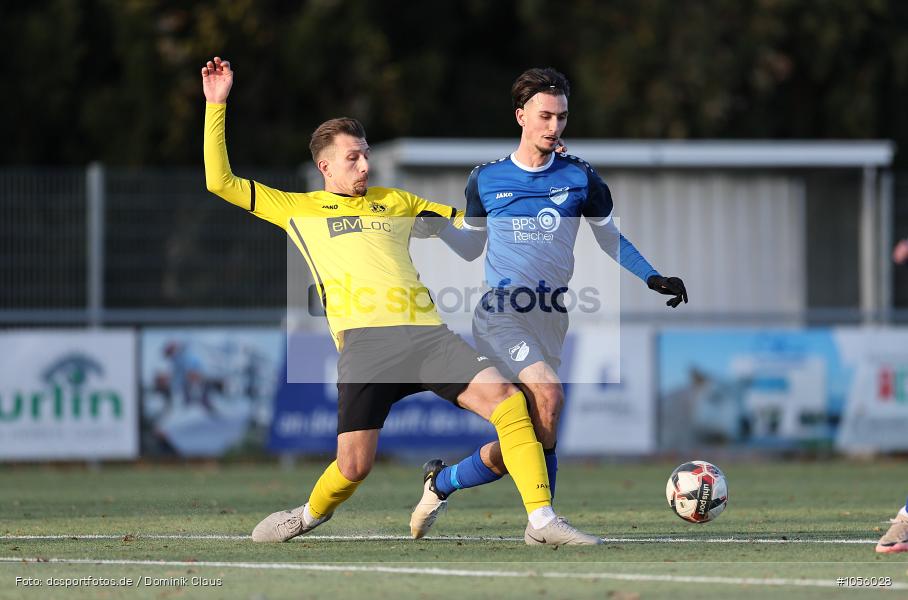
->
[1,460,906,598]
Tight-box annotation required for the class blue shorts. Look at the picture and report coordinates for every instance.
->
[471,290,568,381]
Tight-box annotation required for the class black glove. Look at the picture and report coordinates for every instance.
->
[647,275,688,308]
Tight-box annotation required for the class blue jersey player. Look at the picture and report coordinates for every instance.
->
[410,68,688,544]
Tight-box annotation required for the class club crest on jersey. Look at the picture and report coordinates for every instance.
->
[549,186,570,205]
[508,341,530,362]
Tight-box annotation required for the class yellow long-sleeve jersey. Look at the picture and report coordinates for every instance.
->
[204,103,457,350]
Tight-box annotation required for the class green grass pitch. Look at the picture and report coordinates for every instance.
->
[1,460,906,599]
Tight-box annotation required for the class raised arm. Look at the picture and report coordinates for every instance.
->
[201,57,254,209]
[201,57,299,229]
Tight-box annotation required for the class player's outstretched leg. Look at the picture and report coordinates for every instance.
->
[876,505,908,553]
[457,373,601,546]
[251,459,357,542]
[489,390,600,546]
[252,430,374,542]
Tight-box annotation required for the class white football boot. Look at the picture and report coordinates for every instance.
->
[251,502,332,543]
[409,459,449,539]
[524,516,603,546]
[875,508,908,553]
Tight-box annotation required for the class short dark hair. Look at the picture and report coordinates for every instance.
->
[511,67,570,110]
[309,117,367,162]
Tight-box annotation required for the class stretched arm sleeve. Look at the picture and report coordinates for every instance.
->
[204,102,300,229]
[407,191,459,221]
[407,189,485,259]
[581,164,658,282]
[438,214,486,261]
[589,219,660,283]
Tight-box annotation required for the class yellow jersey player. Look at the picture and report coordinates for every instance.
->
[201,56,601,546]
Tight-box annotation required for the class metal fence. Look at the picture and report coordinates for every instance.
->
[1,164,906,325]
[0,166,307,324]
[1,168,87,311]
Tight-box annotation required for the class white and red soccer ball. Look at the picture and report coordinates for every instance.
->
[665,461,728,523]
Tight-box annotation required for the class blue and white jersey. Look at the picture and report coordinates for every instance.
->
[463,152,614,290]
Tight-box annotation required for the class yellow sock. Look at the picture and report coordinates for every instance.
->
[307,460,362,518]
[489,391,551,515]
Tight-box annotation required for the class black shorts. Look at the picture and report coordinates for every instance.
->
[335,325,491,434]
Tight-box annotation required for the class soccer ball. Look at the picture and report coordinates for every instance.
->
[665,461,728,523]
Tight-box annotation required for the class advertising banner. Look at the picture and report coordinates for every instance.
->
[834,329,908,453]
[658,328,908,452]
[269,327,655,456]
[0,329,138,461]
[141,328,282,457]
[559,326,656,455]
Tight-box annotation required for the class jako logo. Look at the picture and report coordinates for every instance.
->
[508,341,530,362]
[321,204,338,210]
[0,354,122,422]
[495,192,514,199]
[327,216,392,237]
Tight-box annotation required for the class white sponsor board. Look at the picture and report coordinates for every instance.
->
[835,328,908,453]
[559,326,655,455]
[0,330,138,461]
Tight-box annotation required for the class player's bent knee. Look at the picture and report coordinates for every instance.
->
[336,456,374,482]
[458,369,521,419]
[497,382,521,401]
[480,382,521,414]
